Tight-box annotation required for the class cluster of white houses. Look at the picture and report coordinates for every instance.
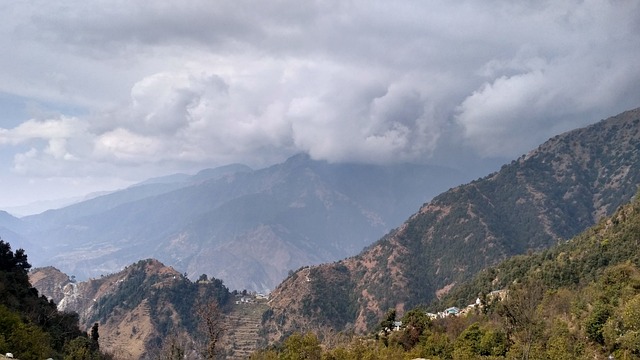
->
[426,297,481,320]
[391,289,508,330]
[426,289,507,320]
[234,292,268,305]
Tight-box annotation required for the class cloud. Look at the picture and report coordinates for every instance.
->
[453,1,640,156]
[0,117,87,144]
[0,117,90,176]
[94,128,162,163]
[0,0,639,185]
[456,41,640,156]
[287,74,443,163]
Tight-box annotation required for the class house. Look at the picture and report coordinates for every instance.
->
[444,307,460,316]
[235,296,254,305]
[393,321,403,331]
[488,289,507,301]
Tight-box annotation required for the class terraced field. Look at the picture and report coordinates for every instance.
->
[220,300,269,359]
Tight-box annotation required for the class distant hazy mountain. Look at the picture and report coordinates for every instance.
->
[0,210,22,229]
[0,210,36,252]
[263,107,640,337]
[7,155,467,292]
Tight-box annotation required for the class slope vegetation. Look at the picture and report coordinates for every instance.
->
[30,259,231,359]
[255,188,640,360]
[0,240,107,359]
[265,107,640,337]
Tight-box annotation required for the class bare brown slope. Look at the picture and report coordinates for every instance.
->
[264,107,640,338]
[31,259,231,359]
[31,260,182,358]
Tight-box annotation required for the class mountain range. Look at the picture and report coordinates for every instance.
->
[263,107,640,338]
[23,106,640,357]
[252,188,640,359]
[2,156,468,292]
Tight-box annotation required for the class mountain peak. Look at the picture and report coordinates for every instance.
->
[191,163,253,182]
[281,152,313,166]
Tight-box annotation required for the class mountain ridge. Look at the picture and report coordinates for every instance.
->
[5,156,468,292]
[253,185,640,359]
[263,107,640,338]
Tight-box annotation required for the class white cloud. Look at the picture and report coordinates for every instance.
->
[0,0,640,205]
[0,117,87,144]
[94,128,162,163]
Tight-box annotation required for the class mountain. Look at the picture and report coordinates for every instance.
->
[254,179,640,360]
[0,240,108,359]
[20,163,252,232]
[438,187,640,311]
[8,156,467,293]
[0,210,23,230]
[263,107,640,338]
[29,188,640,359]
[30,259,231,359]
[0,211,38,254]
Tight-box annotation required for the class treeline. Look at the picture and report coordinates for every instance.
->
[0,240,108,360]
[251,190,640,359]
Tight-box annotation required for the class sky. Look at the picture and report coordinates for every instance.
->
[1,0,639,212]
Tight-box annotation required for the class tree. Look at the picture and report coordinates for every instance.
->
[197,300,225,359]
[158,334,188,360]
[378,309,396,335]
[602,293,640,356]
[90,323,100,352]
[376,308,396,346]
[9,323,54,360]
[280,332,321,360]
[0,240,31,273]
[453,322,482,359]
[585,301,611,345]
[545,320,581,360]
[498,277,544,360]
[63,337,93,360]
[395,308,431,350]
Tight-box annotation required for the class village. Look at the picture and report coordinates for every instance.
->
[390,289,507,331]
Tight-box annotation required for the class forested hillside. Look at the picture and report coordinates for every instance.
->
[0,240,108,360]
[253,189,640,359]
[265,107,640,338]
[31,260,232,359]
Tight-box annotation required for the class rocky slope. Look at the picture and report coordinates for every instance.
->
[264,107,640,339]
